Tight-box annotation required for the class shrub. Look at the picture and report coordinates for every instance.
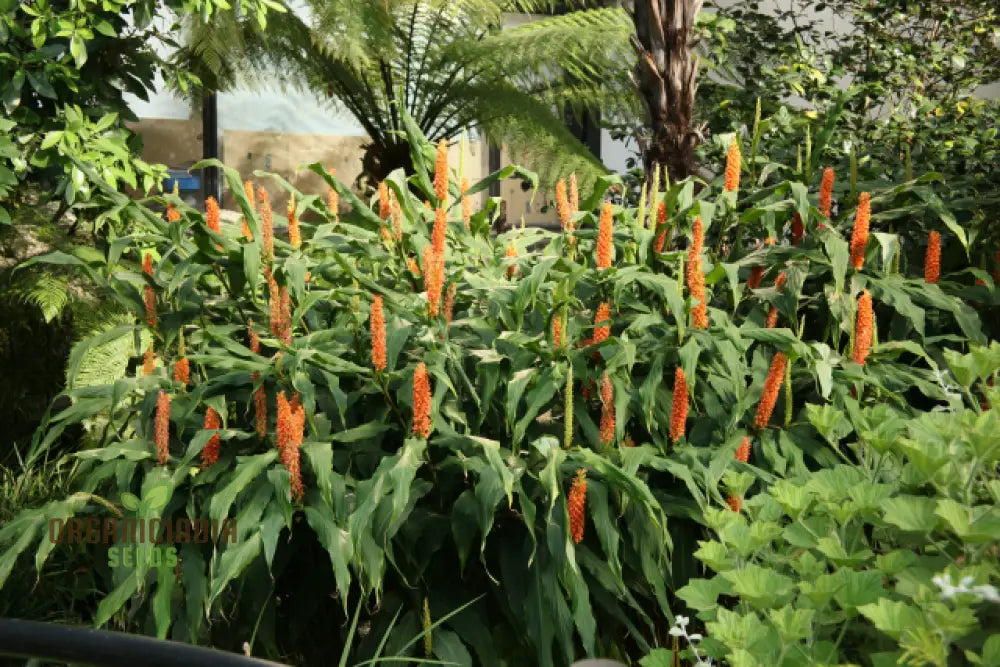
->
[674,347,1000,665]
[2,111,994,664]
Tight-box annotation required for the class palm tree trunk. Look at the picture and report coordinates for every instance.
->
[631,0,704,182]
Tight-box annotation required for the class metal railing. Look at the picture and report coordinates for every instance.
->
[0,618,287,667]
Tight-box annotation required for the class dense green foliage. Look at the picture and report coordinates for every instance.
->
[1,108,997,665]
[0,0,281,224]
[674,362,1000,665]
[698,1,1000,203]
[2,2,999,666]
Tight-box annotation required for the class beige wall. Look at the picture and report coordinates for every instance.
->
[498,147,559,227]
[130,120,492,217]
[129,118,203,169]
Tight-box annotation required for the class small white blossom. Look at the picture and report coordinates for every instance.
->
[669,615,713,666]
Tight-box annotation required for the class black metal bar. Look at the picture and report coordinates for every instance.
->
[488,144,501,197]
[202,92,221,205]
[0,618,288,667]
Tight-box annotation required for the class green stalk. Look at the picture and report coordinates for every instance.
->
[636,180,648,231]
[563,362,574,450]
[904,142,913,181]
[749,97,762,181]
[804,125,812,184]
[850,146,858,201]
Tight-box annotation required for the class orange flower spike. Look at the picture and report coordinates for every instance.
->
[444,284,456,327]
[389,190,403,241]
[279,286,292,345]
[154,390,171,465]
[669,367,689,443]
[412,362,432,438]
[248,324,261,355]
[201,407,222,467]
[726,495,742,512]
[142,254,156,327]
[166,182,181,223]
[924,231,941,284]
[735,436,751,463]
[599,373,615,444]
[819,167,835,220]
[552,315,563,348]
[276,391,292,455]
[287,196,301,248]
[593,301,611,344]
[568,173,579,214]
[567,468,587,544]
[556,179,571,231]
[849,192,871,271]
[143,345,155,376]
[258,187,274,261]
[245,179,257,211]
[690,216,704,259]
[173,357,190,385]
[596,202,614,270]
[791,212,804,246]
[748,266,765,289]
[242,179,256,240]
[327,169,339,221]
[371,295,387,372]
[206,196,221,234]
[768,271,788,327]
[853,289,874,366]
[378,182,391,220]
[505,245,518,279]
[686,223,708,329]
[724,137,741,192]
[434,139,449,204]
[287,395,305,501]
[754,352,787,430]
[654,200,668,253]
[144,285,156,329]
[460,178,472,230]
[275,391,305,500]
[423,247,442,317]
[408,257,421,278]
[432,207,447,259]
[267,270,281,338]
[253,378,267,438]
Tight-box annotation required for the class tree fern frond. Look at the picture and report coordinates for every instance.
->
[476,6,633,77]
[459,82,609,187]
[14,273,71,323]
[68,306,136,389]
[174,0,633,186]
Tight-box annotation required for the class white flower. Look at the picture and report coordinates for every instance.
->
[676,615,690,627]
[669,627,684,637]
